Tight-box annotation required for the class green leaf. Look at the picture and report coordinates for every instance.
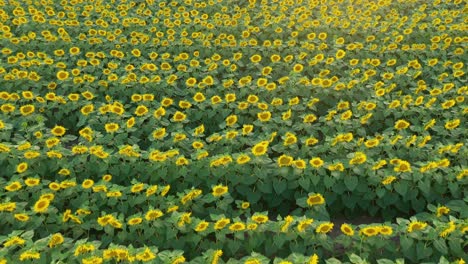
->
[433,239,448,255]
[377,259,395,264]
[418,179,431,197]
[325,258,343,264]
[416,241,433,260]
[344,175,359,191]
[273,235,285,248]
[323,175,335,189]
[394,181,408,196]
[257,180,272,194]
[311,174,321,186]
[298,177,310,189]
[446,200,467,212]
[273,179,287,194]
[437,256,450,264]
[400,235,413,249]
[349,254,366,264]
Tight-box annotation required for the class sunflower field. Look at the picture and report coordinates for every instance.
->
[0,0,467,263]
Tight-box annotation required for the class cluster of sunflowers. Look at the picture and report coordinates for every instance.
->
[0,0,466,263]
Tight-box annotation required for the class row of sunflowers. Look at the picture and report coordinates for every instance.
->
[0,0,467,263]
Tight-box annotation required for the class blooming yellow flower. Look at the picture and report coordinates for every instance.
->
[105,123,119,133]
[394,119,410,130]
[307,193,325,206]
[341,223,354,236]
[195,221,210,232]
[33,198,50,213]
[436,206,450,217]
[56,70,69,81]
[48,233,64,248]
[5,181,22,192]
[316,222,334,234]
[407,221,428,233]
[16,162,28,173]
[277,154,293,167]
[252,214,269,224]
[212,185,228,197]
[252,141,269,156]
[229,222,246,231]
[309,157,324,168]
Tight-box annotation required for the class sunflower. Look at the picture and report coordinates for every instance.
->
[251,141,269,156]
[175,157,189,166]
[297,219,314,232]
[20,104,35,115]
[250,54,262,63]
[172,111,187,122]
[19,251,40,261]
[309,157,324,168]
[303,114,317,123]
[46,137,60,148]
[214,218,230,230]
[16,162,28,173]
[394,161,412,172]
[14,213,30,222]
[349,152,367,165]
[56,70,69,81]
[236,154,251,164]
[307,194,325,207]
[152,128,166,140]
[24,178,40,187]
[126,117,135,128]
[252,214,269,224]
[80,104,94,115]
[49,182,61,191]
[335,49,346,59]
[105,123,119,133]
[381,176,397,185]
[212,185,228,197]
[277,154,293,167]
[439,221,456,238]
[225,115,237,127]
[194,221,209,232]
[145,209,164,221]
[51,125,66,137]
[316,222,334,234]
[257,111,271,122]
[292,63,304,73]
[134,105,148,116]
[193,92,206,103]
[394,119,410,130]
[229,222,246,231]
[292,159,307,169]
[202,75,214,85]
[135,248,156,262]
[305,137,319,146]
[33,198,50,213]
[407,221,428,233]
[238,202,250,210]
[360,226,378,237]
[127,217,143,226]
[364,138,380,148]
[185,77,197,87]
[48,233,64,248]
[340,223,354,236]
[5,181,22,192]
[131,183,144,193]
[445,119,460,130]
[69,46,80,55]
[378,225,393,236]
[436,206,450,217]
